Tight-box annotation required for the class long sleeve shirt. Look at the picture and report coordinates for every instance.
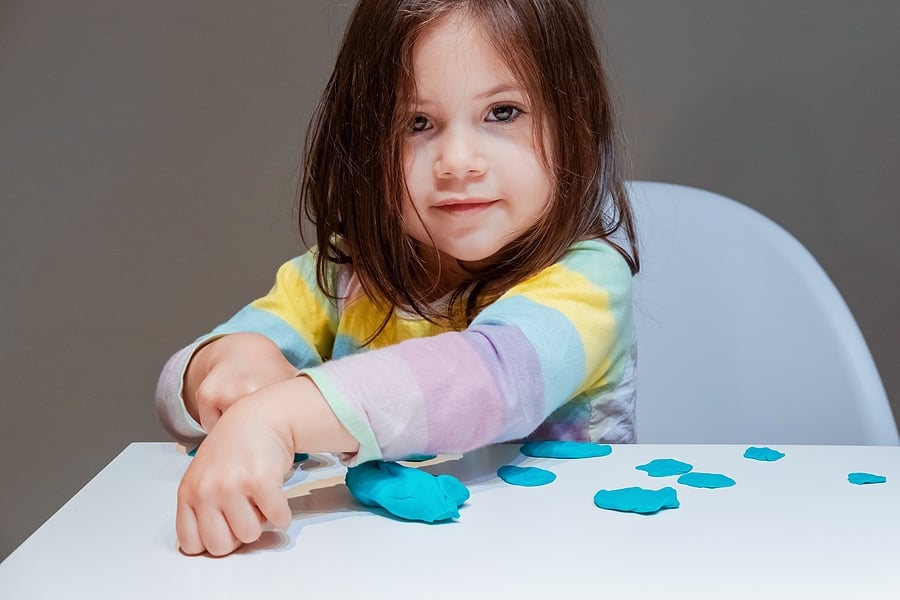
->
[156,239,636,466]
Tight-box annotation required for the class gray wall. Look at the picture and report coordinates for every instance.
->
[1,1,897,561]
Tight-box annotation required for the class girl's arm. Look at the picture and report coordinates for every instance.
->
[300,240,636,465]
[156,248,340,442]
[181,332,300,431]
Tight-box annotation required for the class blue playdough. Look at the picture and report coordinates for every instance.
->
[497,465,557,487]
[677,472,736,489]
[402,454,438,463]
[593,487,679,514]
[636,458,693,477]
[743,446,785,462]
[848,472,887,485]
[520,441,612,459]
[345,460,470,523]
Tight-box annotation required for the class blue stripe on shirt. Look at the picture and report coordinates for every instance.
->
[473,295,586,415]
[210,304,323,369]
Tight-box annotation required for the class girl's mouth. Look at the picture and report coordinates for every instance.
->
[433,198,498,215]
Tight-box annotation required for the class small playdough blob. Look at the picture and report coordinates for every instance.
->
[677,472,736,489]
[636,458,693,477]
[497,465,557,487]
[848,472,887,485]
[520,441,612,459]
[593,487,680,514]
[402,454,438,463]
[743,447,785,462]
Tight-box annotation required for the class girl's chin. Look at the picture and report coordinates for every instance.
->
[410,237,504,274]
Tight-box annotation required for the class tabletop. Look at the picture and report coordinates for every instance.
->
[1,442,898,599]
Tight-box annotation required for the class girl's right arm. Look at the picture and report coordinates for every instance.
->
[156,333,300,442]
[155,248,340,442]
[181,332,300,432]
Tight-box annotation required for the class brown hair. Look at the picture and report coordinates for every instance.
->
[300,0,638,335]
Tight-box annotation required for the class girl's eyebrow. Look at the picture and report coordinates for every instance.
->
[475,82,524,100]
[410,82,524,108]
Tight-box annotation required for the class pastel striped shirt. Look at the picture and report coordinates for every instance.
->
[155,239,636,465]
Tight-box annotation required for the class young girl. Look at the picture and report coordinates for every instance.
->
[157,0,639,556]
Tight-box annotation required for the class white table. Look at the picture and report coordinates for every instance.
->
[1,443,898,599]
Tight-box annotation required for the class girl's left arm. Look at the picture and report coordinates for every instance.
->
[302,240,635,465]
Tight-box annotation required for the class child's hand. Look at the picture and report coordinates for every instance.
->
[175,394,295,557]
[176,375,358,556]
[184,332,299,432]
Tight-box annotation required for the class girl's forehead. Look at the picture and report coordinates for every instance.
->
[414,11,484,61]
[411,11,520,89]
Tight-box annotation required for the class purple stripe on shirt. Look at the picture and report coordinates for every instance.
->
[391,332,507,452]
[465,324,546,441]
[315,346,429,458]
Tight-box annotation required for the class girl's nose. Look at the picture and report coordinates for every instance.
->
[434,127,487,179]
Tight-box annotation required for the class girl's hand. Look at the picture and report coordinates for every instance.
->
[176,376,358,556]
[184,332,299,432]
[175,393,295,557]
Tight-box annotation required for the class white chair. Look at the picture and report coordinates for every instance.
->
[628,180,898,445]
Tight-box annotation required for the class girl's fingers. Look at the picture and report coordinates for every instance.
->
[175,503,204,555]
[222,498,267,544]
[196,506,242,557]
[253,484,292,530]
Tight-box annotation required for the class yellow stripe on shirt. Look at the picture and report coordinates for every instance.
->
[502,262,616,394]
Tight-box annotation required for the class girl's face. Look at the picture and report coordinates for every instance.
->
[401,11,552,276]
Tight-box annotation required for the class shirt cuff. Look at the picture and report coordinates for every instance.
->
[299,366,382,467]
[154,334,225,443]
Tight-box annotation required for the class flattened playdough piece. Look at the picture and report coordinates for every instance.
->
[402,454,438,463]
[497,465,557,487]
[345,460,470,523]
[677,472,736,489]
[593,487,679,514]
[848,472,887,485]
[520,441,612,459]
[636,458,693,477]
[743,446,785,462]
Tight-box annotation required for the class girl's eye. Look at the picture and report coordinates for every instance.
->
[487,105,521,123]
[411,115,430,133]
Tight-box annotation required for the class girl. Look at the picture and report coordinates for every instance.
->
[157,0,639,556]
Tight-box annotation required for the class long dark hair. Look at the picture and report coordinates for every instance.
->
[300,0,638,335]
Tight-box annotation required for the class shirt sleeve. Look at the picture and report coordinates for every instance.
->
[300,240,634,466]
[155,248,339,442]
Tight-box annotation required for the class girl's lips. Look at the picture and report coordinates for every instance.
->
[433,199,498,214]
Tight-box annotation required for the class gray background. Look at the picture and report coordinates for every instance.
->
[1,1,897,561]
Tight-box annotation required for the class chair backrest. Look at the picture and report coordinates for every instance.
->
[628,181,898,445]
